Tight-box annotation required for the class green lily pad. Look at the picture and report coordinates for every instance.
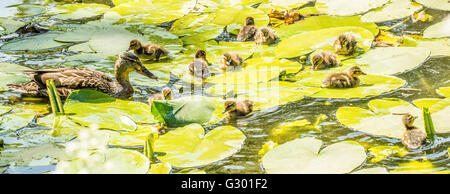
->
[415,0,450,11]
[355,47,431,75]
[0,105,12,115]
[149,162,172,174]
[89,26,147,57]
[155,124,246,168]
[261,137,366,174]
[315,0,389,16]
[16,4,47,17]
[213,6,269,34]
[139,25,184,54]
[107,125,158,147]
[423,15,450,39]
[361,0,423,23]
[151,96,216,127]
[64,90,157,131]
[67,42,95,53]
[415,39,450,57]
[37,115,85,138]
[437,87,450,98]
[0,143,64,167]
[275,26,374,58]
[111,1,189,24]
[336,98,450,139]
[50,3,110,20]
[171,13,216,32]
[0,110,35,132]
[173,23,224,45]
[368,145,408,163]
[276,15,379,39]
[1,32,69,51]
[0,17,25,35]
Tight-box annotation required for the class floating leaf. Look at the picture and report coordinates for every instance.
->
[415,0,450,11]
[415,39,450,57]
[0,105,12,115]
[173,23,224,45]
[1,32,69,51]
[213,6,269,34]
[361,0,422,23]
[149,162,172,174]
[315,0,389,16]
[355,47,431,75]
[107,125,159,147]
[423,15,450,39]
[368,145,408,163]
[0,110,35,132]
[390,159,435,174]
[154,124,246,168]
[16,4,46,17]
[0,17,25,35]
[50,3,109,20]
[89,26,147,57]
[437,86,450,98]
[140,25,184,54]
[261,137,366,174]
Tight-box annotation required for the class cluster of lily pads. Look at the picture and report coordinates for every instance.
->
[0,0,449,174]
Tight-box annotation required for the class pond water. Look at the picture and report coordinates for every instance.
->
[0,0,449,174]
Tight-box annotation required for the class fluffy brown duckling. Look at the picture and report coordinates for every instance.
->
[254,27,277,45]
[128,39,169,62]
[284,9,303,24]
[393,113,427,150]
[222,99,254,120]
[218,52,243,70]
[188,50,211,79]
[322,66,366,88]
[237,17,258,42]
[333,32,357,55]
[147,87,172,105]
[311,50,341,70]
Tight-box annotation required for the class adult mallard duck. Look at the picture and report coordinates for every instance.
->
[322,66,366,88]
[393,113,427,150]
[188,50,211,79]
[8,51,158,99]
[311,50,341,70]
[254,26,277,45]
[148,87,172,105]
[333,32,357,55]
[218,52,243,70]
[222,99,254,120]
[128,39,169,62]
[237,17,258,42]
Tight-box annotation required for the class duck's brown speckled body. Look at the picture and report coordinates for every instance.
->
[223,99,254,119]
[394,113,427,150]
[188,50,211,79]
[237,17,258,42]
[8,52,158,99]
[333,32,357,55]
[148,87,172,105]
[219,52,243,70]
[322,66,366,88]
[128,39,169,62]
[311,50,341,70]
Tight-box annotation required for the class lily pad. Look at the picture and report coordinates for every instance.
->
[16,4,47,17]
[261,137,366,174]
[423,15,450,39]
[89,26,147,57]
[64,90,157,131]
[1,32,69,51]
[171,13,216,32]
[275,26,374,58]
[173,23,224,45]
[315,0,389,16]
[368,145,408,163]
[154,124,246,168]
[415,0,450,11]
[415,39,450,57]
[107,125,159,147]
[0,109,35,132]
[437,86,450,98]
[355,47,431,75]
[0,105,12,115]
[139,25,184,54]
[0,17,25,35]
[50,3,110,20]
[149,162,172,174]
[213,6,269,34]
[361,0,423,23]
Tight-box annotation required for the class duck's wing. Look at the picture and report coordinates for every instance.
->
[323,73,353,88]
[237,26,257,41]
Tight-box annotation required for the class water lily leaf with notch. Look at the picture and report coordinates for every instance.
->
[262,137,366,174]
[276,15,379,39]
[275,26,374,58]
[64,90,157,131]
[1,32,70,51]
[89,26,147,57]
[107,125,159,147]
[151,96,216,127]
[49,3,109,20]
[315,0,389,16]
[16,4,47,17]
[361,0,423,23]
[423,15,450,39]
[154,124,246,168]
[415,0,450,11]
[355,47,431,75]
[295,72,406,99]
[36,115,85,138]
[0,17,25,35]
[213,6,269,34]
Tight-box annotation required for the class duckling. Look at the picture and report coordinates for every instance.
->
[321,66,366,88]
[147,87,172,105]
[128,39,169,62]
[188,50,211,79]
[333,32,357,55]
[222,99,254,120]
[218,52,243,70]
[284,9,303,25]
[393,113,427,150]
[310,50,341,70]
[237,17,258,42]
[254,27,277,45]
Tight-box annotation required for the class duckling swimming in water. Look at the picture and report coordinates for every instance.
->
[322,66,366,88]
[393,113,427,150]
[311,50,341,70]
[188,50,211,79]
[128,39,169,62]
[333,32,357,55]
[148,87,172,105]
[254,26,277,45]
[237,17,258,42]
[222,99,254,120]
[218,52,243,70]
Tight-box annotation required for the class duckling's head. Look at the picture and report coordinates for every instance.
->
[195,50,207,60]
[128,39,143,51]
[116,51,158,80]
[347,66,366,77]
[311,52,325,70]
[393,113,418,129]
[245,17,255,26]
[222,100,236,114]
[162,87,172,100]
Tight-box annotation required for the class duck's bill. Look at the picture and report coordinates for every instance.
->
[140,68,158,80]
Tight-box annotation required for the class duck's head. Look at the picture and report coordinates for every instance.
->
[334,33,357,54]
[245,17,255,26]
[195,50,207,60]
[222,100,236,114]
[116,51,158,80]
[128,39,142,51]
[347,66,366,77]
[162,87,172,100]
[393,113,418,129]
